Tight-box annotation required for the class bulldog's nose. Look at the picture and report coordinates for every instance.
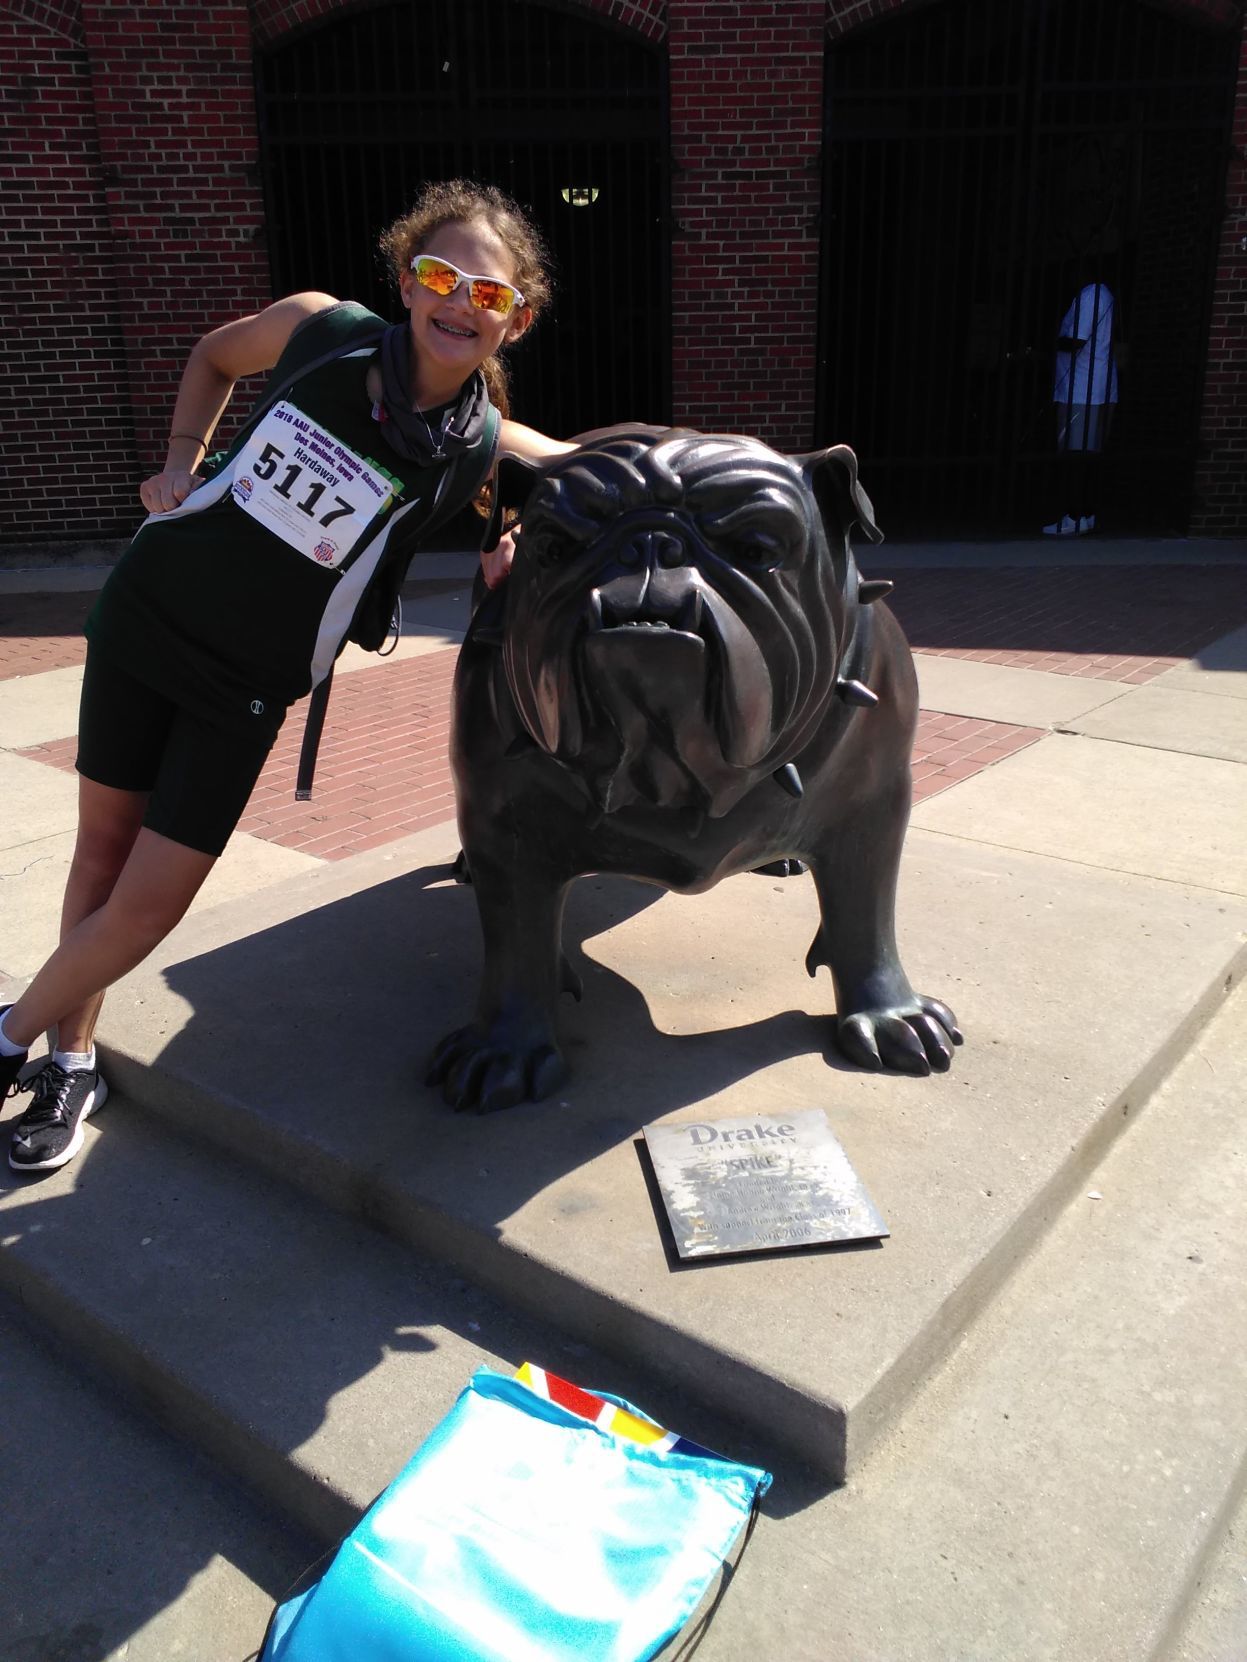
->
[616,529,686,571]
[590,564,705,635]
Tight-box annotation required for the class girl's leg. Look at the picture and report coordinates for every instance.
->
[48,774,150,1054]
[15,644,175,1057]
[5,658,283,1062]
[3,828,216,1050]
[4,689,282,1172]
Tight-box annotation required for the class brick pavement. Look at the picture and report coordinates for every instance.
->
[911,712,1043,801]
[885,564,1247,684]
[19,650,461,862]
[10,562,1246,859]
[7,564,1246,688]
[237,651,459,858]
[16,650,1045,857]
[0,577,468,683]
[0,590,95,678]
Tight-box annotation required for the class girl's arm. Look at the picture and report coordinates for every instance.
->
[484,424,663,582]
[140,291,339,514]
[498,418,577,466]
[481,420,579,588]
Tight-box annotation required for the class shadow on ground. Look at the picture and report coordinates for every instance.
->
[0,590,95,644]
[0,858,836,1660]
[0,1301,311,1662]
[146,862,859,1247]
[883,563,1247,663]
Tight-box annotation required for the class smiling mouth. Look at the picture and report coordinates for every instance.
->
[433,319,477,340]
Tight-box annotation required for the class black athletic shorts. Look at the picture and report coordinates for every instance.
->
[75,646,288,857]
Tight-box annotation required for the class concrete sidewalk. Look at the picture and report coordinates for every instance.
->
[1,542,1246,1659]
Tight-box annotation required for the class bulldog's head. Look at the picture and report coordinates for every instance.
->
[497,428,880,818]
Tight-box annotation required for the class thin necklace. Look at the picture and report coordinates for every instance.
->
[416,404,450,461]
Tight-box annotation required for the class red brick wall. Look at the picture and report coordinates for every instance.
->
[3,0,1245,544]
[6,0,83,41]
[80,0,270,474]
[0,1,137,539]
[250,0,667,47]
[826,0,1241,41]
[668,1,825,450]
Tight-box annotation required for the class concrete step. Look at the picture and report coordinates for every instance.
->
[0,1090,783,1557]
[6,914,1246,1662]
[653,974,1247,1661]
[82,817,1247,1479]
[0,1304,309,1662]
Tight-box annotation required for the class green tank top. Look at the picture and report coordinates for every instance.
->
[88,303,490,728]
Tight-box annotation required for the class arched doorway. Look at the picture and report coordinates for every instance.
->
[255,1,669,441]
[818,0,1237,536]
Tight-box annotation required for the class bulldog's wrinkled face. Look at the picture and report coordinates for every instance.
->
[501,431,855,818]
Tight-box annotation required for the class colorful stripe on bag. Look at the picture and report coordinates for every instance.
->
[515,1362,720,1461]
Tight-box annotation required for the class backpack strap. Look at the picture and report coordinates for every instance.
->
[295,666,335,802]
[201,306,387,483]
[259,304,386,418]
[364,402,502,650]
[293,403,502,802]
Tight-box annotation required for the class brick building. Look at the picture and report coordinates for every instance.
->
[2,0,1244,547]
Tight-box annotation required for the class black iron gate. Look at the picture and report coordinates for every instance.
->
[255,0,669,443]
[818,0,1237,536]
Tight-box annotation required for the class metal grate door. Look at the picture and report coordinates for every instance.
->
[255,1,669,444]
[818,0,1237,536]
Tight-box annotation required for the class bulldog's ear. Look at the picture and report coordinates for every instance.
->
[482,454,544,553]
[795,443,883,546]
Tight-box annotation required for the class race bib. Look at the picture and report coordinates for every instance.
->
[230,402,397,569]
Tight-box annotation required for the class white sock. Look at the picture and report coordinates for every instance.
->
[53,1046,96,1074]
[0,1011,27,1057]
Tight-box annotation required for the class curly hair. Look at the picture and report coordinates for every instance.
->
[379,180,552,418]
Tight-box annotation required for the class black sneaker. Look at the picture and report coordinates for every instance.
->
[8,1060,108,1173]
[0,1005,30,1101]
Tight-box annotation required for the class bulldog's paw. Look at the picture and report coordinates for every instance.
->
[426,1024,569,1114]
[835,995,962,1076]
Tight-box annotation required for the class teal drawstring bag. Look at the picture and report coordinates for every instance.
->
[259,1367,770,1662]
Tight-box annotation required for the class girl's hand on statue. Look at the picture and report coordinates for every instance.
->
[140,468,204,514]
[481,528,517,590]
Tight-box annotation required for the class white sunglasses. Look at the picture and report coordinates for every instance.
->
[409,254,525,317]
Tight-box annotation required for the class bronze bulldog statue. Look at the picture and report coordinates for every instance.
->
[428,427,961,1113]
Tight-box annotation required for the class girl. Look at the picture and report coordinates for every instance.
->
[0,179,573,1173]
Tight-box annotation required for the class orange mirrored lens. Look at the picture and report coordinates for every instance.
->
[468,279,515,316]
[413,256,518,315]
[414,258,459,296]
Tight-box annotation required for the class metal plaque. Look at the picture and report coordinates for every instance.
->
[643,1109,888,1259]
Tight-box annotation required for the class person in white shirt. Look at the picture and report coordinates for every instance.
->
[1043,281,1118,537]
